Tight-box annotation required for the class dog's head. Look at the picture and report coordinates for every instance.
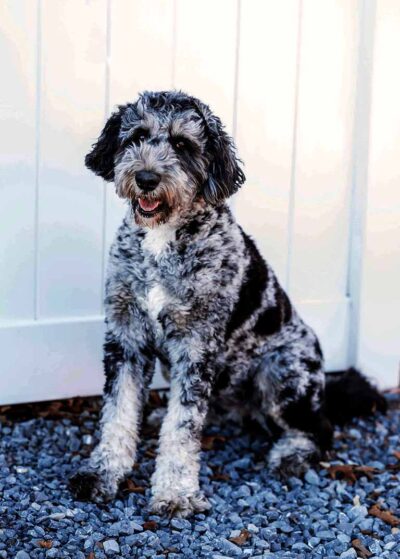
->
[85,90,245,227]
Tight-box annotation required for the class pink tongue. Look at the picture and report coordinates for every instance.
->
[138,198,160,212]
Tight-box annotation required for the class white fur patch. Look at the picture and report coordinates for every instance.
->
[268,429,318,475]
[142,223,176,258]
[151,385,204,504]
[90,363,140,483]
[146,284,173,337]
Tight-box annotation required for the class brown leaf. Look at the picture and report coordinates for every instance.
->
[387,463,400,473]
[326,464,377,484]
[201,435,226,451]
[121,479,145,495]
[369,504,400,527]
[210,472,231,482]
[351,538,372,559]
[393,450,400,461]
[86,553,95,559]
[327,465,357,483]
[229,529,251,546]
[144,449,157,458]
[38,540,53,549]
[148,390,163,407]
[354,466,377,480]
[143,520,158,531]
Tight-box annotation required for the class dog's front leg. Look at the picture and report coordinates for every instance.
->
[70,332,154,502]
[150,344,214,517]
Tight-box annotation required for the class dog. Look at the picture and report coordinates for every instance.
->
[70,90,386,517]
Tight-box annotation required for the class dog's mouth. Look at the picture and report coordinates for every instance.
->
[135,197,164,217]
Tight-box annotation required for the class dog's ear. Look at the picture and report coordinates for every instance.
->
[85,107,124,181]
[194,101,245,204]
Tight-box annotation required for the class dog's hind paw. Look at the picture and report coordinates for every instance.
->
[149,491,211,518]
[268,429,320,479]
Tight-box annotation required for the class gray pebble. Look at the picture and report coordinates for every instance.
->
[15,552,31,559]
[304,469,320,486]
[103,540,120,555]
[340,549,357,559]
[0,393,397,558]
[170,518,191,531]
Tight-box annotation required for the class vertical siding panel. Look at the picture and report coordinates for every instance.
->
[0,1,37,320]
[37,0,107,318]
[358,0,400,387]
[104,0,174,266]
[234,0,300,282]
[289,0,358,301]
[174,0,238,133]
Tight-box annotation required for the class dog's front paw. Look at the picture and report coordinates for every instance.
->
[149,490,210,518]
[69,470,118,503]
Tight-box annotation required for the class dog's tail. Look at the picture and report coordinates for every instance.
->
[324,368,387,425]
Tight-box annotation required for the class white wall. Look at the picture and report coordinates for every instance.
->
[357,0,400,388]
[0,0,398,404]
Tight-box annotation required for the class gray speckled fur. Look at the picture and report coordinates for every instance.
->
[70,91,332,517]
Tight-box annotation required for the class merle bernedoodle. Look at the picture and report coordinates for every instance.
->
[70,90,386,517]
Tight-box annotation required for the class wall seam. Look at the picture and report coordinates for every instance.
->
[33,0,42,321]
[171,0,177,88]
[346,0,377,367]
[100,0,112,314]
[285,0,303,294]
[232,0,241,140]
[229,0,242,215]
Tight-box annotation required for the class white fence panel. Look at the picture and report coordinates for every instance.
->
[287,0,358,370]
[234,0,300,284]
[174,0,238,133]
[0,1,398,404]
[37,0,106,318]
[357,0,400,387]
[0,1,37,320]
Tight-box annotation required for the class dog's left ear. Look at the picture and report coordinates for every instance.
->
[195,102,245,204]
[85,106,125,182]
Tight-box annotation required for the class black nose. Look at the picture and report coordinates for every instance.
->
[135,170,161,191]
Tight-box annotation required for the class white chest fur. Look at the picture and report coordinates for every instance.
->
[147,284,171,326]
[142,224,177,334]
[142,223,176,258]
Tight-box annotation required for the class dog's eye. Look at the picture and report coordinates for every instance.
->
[171,137,189,151]
[132,129,149,145]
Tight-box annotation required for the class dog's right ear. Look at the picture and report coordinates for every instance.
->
[85,108,124,181]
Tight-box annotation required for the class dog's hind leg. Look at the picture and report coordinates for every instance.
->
[256,335,333,478]
[69,331,155,502]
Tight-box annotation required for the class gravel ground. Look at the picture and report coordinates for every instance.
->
[0,393,399,559]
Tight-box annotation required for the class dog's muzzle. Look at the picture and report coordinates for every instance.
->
[135,170,161,191]
[134,170,165,216]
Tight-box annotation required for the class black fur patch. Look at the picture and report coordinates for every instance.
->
[254,306,281,337]
[279,289,292,323]
[302,358,321,373]
[85,107,125,181]
[253,284,292,337]
[325,368,387,425]
[103,335,125,394]
[282,393,333,451]
[69,471,99,501]
[177,218,202,238]
[225,231,268,340]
